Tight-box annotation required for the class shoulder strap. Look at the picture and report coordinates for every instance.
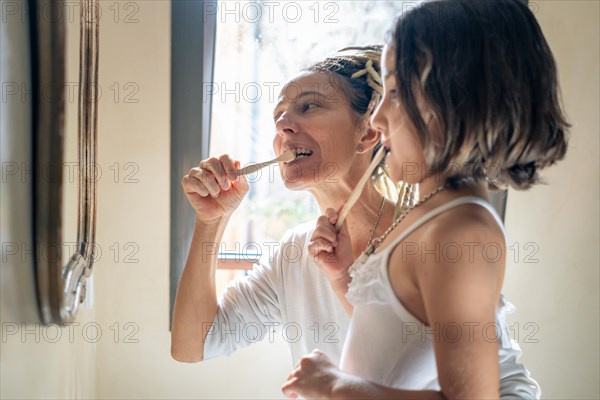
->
[378,196,507,255]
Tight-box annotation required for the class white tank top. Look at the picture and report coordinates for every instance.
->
[340,196,513,390]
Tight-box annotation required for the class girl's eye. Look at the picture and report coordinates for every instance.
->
[273,112,283,122]
[387,89,402,105]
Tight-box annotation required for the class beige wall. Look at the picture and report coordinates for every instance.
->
[1,0,96,398]
[503,1,600,398]
[1,0,598,399]
[92,1,292,398]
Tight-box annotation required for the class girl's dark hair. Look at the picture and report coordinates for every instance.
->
[388,0,570,190]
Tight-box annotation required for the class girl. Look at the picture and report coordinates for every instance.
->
[283,0,568,398]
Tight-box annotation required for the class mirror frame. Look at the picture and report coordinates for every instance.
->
[31,0,99,324]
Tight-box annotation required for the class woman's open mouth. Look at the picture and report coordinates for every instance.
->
[285,147,314,164]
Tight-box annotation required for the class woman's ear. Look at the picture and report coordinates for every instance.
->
[357,127,381,154]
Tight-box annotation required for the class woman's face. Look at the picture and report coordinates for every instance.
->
[370,45,428,184]
[272,71,366,190]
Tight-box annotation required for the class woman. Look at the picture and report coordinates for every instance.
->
[282,1,568,399]
[171,46,540,397]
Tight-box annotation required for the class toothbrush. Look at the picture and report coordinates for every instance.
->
[335,146,388,231]
[236,151,297,176]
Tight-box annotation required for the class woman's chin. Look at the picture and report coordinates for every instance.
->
[279,171,316,191]
[281,175,311,191]
[278,162,317,189]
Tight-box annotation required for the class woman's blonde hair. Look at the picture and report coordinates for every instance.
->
[304,46,401,203]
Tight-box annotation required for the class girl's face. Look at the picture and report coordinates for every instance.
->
[272,71,368,190]
[370,45,429,184]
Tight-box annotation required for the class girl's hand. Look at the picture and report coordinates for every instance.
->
[181,154,249,224]
[308,208,355,285]
[281,349,342,400]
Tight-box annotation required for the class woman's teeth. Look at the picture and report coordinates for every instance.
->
[293,148,313,159]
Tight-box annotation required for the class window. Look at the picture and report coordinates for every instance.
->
[208,1,412,291]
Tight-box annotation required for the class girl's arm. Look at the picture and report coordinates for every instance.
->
[405,212,505,399]
[281,349,443,399]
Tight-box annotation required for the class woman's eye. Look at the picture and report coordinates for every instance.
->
[302,102,319,112]
[273,112,283,122]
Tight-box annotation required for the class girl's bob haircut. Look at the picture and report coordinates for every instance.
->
[389,0,570,190]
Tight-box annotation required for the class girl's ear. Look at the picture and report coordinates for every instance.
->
[357,127,381,154]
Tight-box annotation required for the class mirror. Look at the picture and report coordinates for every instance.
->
[31,0,99,324]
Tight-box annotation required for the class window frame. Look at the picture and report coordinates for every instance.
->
[169,0,218,327]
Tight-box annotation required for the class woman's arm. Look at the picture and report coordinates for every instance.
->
[171,155,249,362]
[171,216,228,362]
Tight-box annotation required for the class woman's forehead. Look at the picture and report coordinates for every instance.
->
[279,71,332,95]
[276,71,346,106]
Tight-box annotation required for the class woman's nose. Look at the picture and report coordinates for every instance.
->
[275,112,299,136]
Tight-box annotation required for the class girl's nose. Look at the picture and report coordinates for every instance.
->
[369,101,385,134]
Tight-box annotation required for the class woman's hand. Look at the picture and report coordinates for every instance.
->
[308,208,355,285]
[181,154,249,224]
[281,349,342,400]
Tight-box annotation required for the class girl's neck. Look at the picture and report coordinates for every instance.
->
[416,175,490,210]
[417,174,447,199]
